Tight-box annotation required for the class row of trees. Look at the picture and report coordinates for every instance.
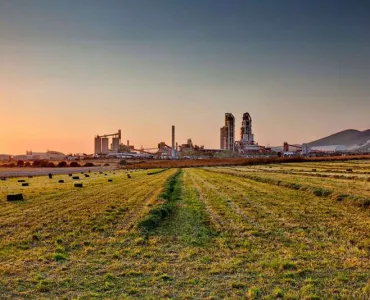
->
[2,160,97,168]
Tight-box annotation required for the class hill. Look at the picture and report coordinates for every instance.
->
[308,129,370,150]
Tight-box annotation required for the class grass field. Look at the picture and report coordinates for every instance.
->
[1,161,370,299]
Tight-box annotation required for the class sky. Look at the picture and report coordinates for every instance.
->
[1,0,369,154]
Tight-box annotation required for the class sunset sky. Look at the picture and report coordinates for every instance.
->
[1,0,369,154]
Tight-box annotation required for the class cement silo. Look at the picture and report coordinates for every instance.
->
[112,138,120,152]
[102,138,109,154]
[94,136,102,155]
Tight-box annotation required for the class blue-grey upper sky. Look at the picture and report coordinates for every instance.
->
[1,0,369,153]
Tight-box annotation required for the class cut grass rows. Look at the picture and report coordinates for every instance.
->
[138,169,182,233]
[210,167,370,208]
[1,162,370,298]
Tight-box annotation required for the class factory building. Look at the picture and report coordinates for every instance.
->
[310,145,347,153]
[220,112,259,153]
[220,113,235,151]
[13,151,66,161]
[94,129,122,155]
[0,154,12,161]
[240,112,254,144]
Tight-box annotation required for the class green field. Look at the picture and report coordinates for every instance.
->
[1,161,370,299]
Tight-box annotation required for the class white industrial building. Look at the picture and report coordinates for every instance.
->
[0,154,11,161]
[13,151,66,161]
[310,145,347,153]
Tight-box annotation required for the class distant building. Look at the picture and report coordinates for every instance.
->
[310,145,347,153]
[0,154,11,161]
[240,112,254,143]
[220,113,235,151]
[13,151,66,161]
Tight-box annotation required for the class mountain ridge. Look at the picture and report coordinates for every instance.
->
[308,129,370,150]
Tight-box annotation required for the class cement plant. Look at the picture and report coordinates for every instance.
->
[89,111,370,161]
[1,112,370,163]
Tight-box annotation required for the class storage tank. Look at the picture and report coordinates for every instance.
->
[112,138,120,152]
[102,138,109,154]
[94,137,102,155]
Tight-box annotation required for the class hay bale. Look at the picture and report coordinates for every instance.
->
[72,176,80,180]
[1,178,6,181]
[312,169,317,172]
[127,174,131,179]
[104,174,107,176]
[84,174,90,177]
[108,179,113,182]
[7,194,24,201]
[28,175,33,178]
[74,183,83,188]
[18,180,26,183]
[48,173,53,179]
[58,180,64,183]
[68,174,72,177]
[22,183,29,187]
[346,168,353,172]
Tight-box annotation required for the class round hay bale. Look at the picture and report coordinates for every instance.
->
[22,183,29,187]
[7,194,24,201]
[68,174,73,177]
[84,174,90,177]
[28,175,33,178]
[108,179,113,182]
[1,178,6,181]
[74,183,83,188]
[18,180,26,183]
[58,180,64,183]
[72,176,80,180]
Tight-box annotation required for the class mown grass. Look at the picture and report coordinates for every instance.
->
[0,161,370,298]
[138,169,182,232]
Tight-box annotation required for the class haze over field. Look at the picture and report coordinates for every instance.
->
[1,0,370,154]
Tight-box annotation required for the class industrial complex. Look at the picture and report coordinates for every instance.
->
[220,112,262,154]
[1,112,369,163]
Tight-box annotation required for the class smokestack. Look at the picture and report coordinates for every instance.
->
[127,140,129,146]
[171,125,175,158]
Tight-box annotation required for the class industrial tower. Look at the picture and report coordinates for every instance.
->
[220,113,235,151]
